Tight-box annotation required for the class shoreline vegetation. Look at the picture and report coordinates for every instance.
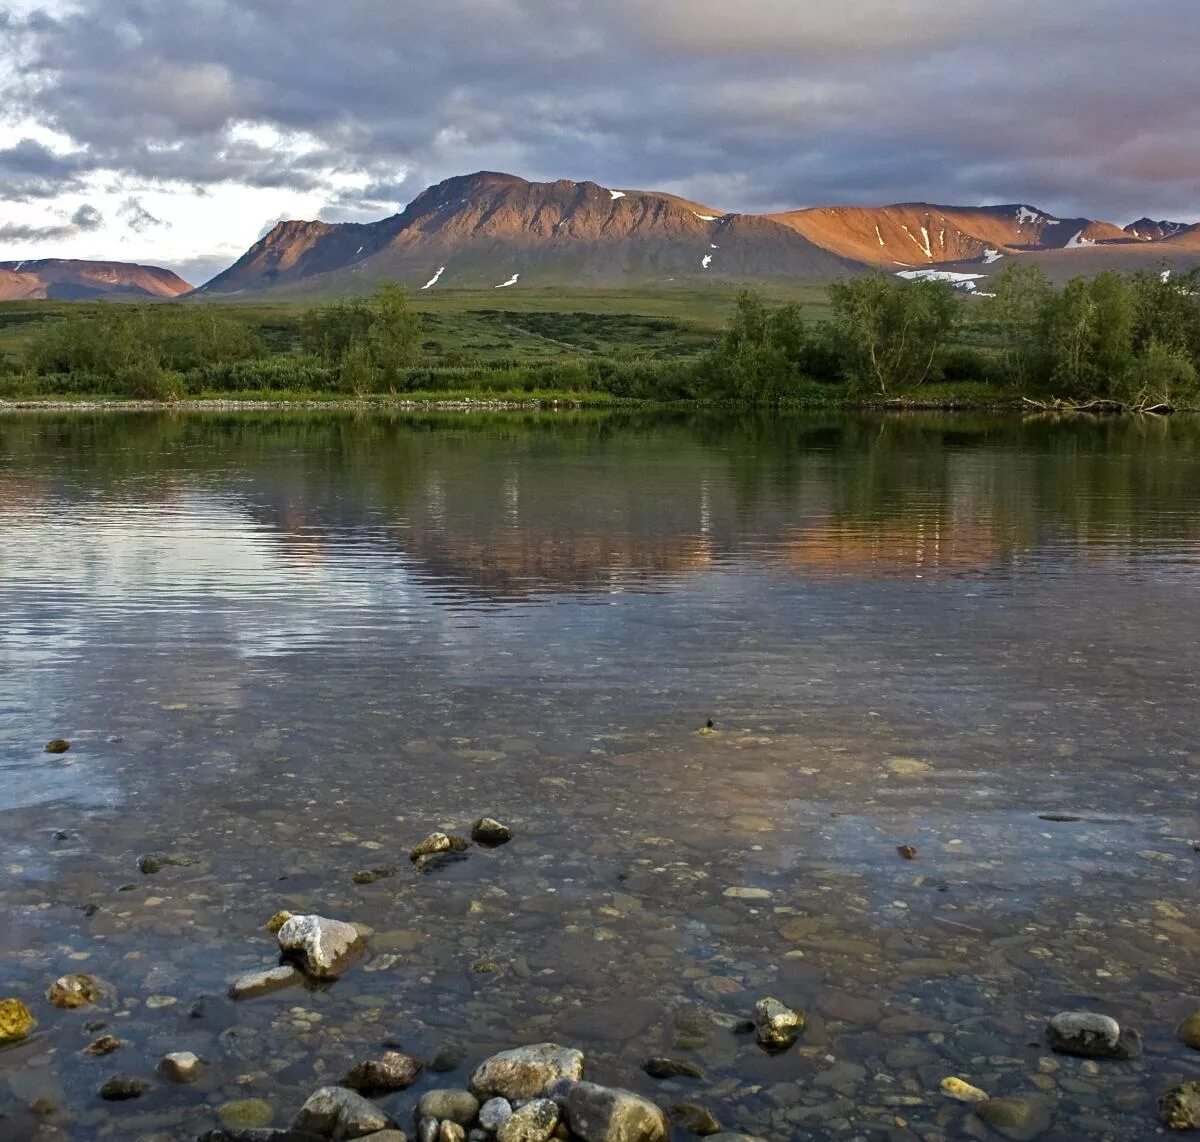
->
[2,264,1198,413]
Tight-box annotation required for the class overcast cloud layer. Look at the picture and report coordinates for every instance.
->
[1,0,1198,282]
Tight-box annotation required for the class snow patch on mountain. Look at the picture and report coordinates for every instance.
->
[421,266,446,290]
[982,248,1003,264]
[693,213,721,222]
[495,273,520,288]
[701,254,713,269]
[609,190,626,200]
[896,268,987,291]
[1065,230,1096,249]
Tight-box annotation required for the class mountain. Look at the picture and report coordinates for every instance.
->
[769,203,1131,267]
[0,259,192,301]
[1123,218,1193,242]
[196,173,1200,296]
[196,171,863,295]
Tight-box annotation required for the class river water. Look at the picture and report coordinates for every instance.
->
[0,410,1198,1141]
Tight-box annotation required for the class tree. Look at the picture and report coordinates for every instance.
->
[990,262,1052,388]
[367,282,422,388]
[1038,273,1135,398]
[700,291,812,402]
[828,274,960,395]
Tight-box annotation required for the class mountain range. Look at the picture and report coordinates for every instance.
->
[3,171,1199,301]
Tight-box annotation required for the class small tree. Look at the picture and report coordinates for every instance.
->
[368,282,422,389]
[701,291,812,402]
[1038,272,1135,398]
[990,262,1052,388]
[828,274,959,395]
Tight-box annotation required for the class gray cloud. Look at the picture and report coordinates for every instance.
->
[0,201,102,242]
[118,196,168,232]
[3,0,1198,242]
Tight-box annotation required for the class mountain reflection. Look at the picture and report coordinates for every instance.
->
[1,410,1198,603]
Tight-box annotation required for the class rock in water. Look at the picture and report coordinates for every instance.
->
[941,1077,989,1103]
[1177,1010,1200,1050]
[1161,1082,1200,1130]
[411,832,454,861]
[0,998,36,1044]
[418,1118,440,1142]
[643,1057,704,1080]
[497,1099,558,1142]
[479,1097,514,1132]
[293,1086,393,1137]
[418,1089,481,1125]
[229,964,304,1000]
[98,1075,149,1101]
[46,973,101,1009]
[84,1034,122,1056]
[159,1051,203,1082]
[1046,1011,1141,1060]
[754,997,804,1050]
[277,915,365,980]
[560,1081,668,1142]
[470,1043,585,1101]
[670,1103,721,1135]
[975,1097,1052,1141]
[440,1124,467,1142]
[44,739,71,753]
[218,1099,277,1129]
[344,1051,423,1093]
[265,910,294,934]
[472,818,513,846]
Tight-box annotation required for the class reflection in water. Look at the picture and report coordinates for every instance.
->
[0,411,1198,1141]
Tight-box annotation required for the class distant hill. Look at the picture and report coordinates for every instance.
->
[0,259,192,301]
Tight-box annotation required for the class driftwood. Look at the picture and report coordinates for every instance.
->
[1021,396,1178,416]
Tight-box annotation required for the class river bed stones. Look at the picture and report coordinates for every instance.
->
[558,1080,668,1142]
[44,739,71,754]
[418,1089,481,1125]
[138,852,201,874]
[472,818,513,846]
[497,1098,558,1142]
[1177,1010,1200,1050]
[941,1076,989,1103]
[479,1098,514,1132]
[469,1044,584,1101]
[98,1075,149,1101]
[0,997,36,1044]
[643,1057,703,1080]
[670,1103,721,1135]
[753,997,804,1050]
[293,1085,394,1137]
[1161,1082,1200,1130]
[344,1050,423,1093]
[46,973,102,1009]
[84,1033,122,1056]
[219,1098,277,1129]
[277,914,366,980]
[1046,1011,1141,1060]
[159,1050,203,1082]
[411,833,470,861]
[229,964,305,1000]
[975,1097,1053,1141]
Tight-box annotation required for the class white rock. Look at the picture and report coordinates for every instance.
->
[277,914,365,980]
[159,1051,202,1082]
[470,1043,584,1101]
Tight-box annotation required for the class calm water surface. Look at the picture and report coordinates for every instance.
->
[1,411,1198,1141]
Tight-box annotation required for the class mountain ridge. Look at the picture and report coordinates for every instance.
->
[0,258,192,301]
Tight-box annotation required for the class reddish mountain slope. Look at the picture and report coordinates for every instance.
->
[0,259,192,300]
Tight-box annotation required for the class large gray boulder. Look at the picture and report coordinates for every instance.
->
[559,1081,668,1142]
[277,916,365,980]
[1046,1011,1141,1060]
[292,1086,394,1138]
[469,1044,584,1101]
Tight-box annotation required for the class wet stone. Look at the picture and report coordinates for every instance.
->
[0,997,36,1044]
[293,1085,393,1137]
[229,964,304,1000]
[430,1044,468,1073]
[479,1097,514,1132]
[344,1051,423,1093]
[137,852,200,874]
[441,1123,468,1142]
[159,1050,203,1082]
[754,997,804,1050]
[497,1098,558,1142]
[98,1075,150,1101]
[472,818,513,846]
[1161,1082,1200,1130]
[44,739,71,753]
[470,1044,584,1101]
[84,1033,122,1056]
[277,914,366,980]
[418,1117,440,1142]
[411,832,454,860]
[975,1097,1052,1141]
[266,910,294,934]
[560,1081,669,1142]
[1177,1010,1200,1050]
[419,1088,481,1126]
[215,1102,279,1132]
[1046,1011,1141,1060]
[353,867,395,885]
[643,1057,704,1080]
[46,973,101,1009]
[670,1103,722,1135]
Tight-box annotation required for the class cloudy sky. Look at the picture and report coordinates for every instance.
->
[1,0,1197,284]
